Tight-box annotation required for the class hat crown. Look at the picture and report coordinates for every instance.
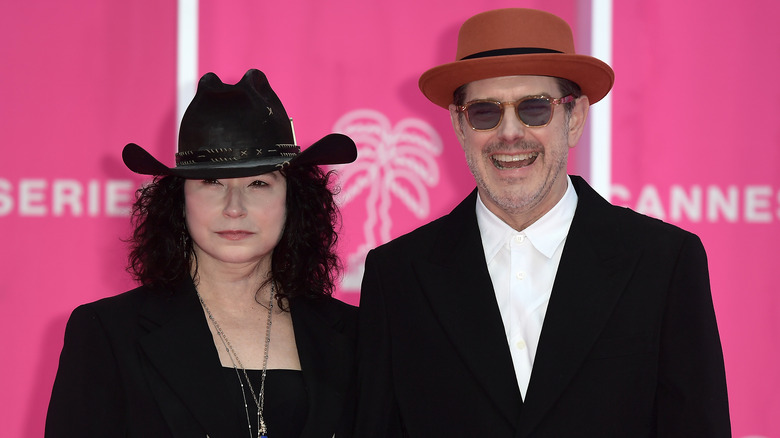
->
[456,8,576,60]
[178,69,294,155]
[123,69,356,179]
[418,8,614,109]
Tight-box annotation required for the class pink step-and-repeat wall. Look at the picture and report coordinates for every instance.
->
[2,0,778,436]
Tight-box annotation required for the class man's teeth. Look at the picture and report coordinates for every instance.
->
[492,152,538,162]
[491,152,539,169]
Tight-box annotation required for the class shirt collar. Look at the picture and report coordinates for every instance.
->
[476,175,578,261]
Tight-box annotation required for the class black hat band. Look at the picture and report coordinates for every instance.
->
[461,47,563,60]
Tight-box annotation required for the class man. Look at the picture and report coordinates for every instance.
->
[355,8,730,437]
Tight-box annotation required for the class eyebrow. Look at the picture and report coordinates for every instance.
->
[265,171,283,181]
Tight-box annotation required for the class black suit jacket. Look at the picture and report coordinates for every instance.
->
[46,278,357,438]
[355,175,730,437]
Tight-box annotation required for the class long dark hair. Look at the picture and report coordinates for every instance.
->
[126,165,343,308]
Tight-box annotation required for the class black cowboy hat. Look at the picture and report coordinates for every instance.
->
[122,69,357,179]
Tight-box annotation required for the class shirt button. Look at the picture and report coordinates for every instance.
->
[514,235,526,243]
[516,340,527,350]
[516,271,525,280]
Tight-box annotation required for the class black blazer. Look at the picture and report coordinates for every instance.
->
[355,175,730,437]
[46,278,357,438]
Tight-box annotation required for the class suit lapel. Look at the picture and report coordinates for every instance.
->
[291,297,355,438]
[137,280,244,438]
[518,176,642,435]
[417,190,523,427]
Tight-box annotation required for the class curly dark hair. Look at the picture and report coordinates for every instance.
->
[126,165,343,309]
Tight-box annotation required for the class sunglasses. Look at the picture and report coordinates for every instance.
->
[457,95,575,131]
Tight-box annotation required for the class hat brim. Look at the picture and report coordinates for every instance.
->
[419,53,614,108]
[122,133,357,179]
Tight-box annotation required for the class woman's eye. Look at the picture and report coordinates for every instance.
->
[249,179,268,187]
[202,179,221,185]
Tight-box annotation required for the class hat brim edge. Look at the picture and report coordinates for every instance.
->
[292,133,358,167]
[122,133,357,180]
[419,53,615,108]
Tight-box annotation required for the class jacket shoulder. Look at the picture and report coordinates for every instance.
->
[75,284,154,315]
[571,175,701,249]
[609,202,702,248]
[376,214,449,252]
[370,190,478,257]
[65,284,171,337]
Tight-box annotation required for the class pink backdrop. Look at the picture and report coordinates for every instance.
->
[1,0,777,436]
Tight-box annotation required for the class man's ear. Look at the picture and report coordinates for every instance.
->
[567,95,590,148]
[449,104,467,149]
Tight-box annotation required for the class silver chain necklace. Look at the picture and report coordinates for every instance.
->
[197,283,275,438]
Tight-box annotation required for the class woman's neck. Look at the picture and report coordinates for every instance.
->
[192,258,274,310]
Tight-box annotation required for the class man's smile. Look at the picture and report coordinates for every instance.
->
[490,151,539,169]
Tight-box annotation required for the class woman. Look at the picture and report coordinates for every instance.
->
[45,69,358,437]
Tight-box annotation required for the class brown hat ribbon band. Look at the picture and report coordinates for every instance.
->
[462,47,563,60]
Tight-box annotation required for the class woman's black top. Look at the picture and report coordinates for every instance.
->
[221,368,308,438]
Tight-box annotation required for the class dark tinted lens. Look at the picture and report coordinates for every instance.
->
[517,98,553,126]
[466,102,502,130]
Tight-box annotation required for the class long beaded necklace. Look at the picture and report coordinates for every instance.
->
[197,283,275,438]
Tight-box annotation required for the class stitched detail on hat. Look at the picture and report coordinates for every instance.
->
[174,144,301,166]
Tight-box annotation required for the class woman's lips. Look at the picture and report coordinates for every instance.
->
[216,230,254,240]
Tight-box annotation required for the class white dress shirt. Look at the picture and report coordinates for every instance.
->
[475,176,578,399]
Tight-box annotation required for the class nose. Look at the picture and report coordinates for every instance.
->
[223,186,247,218]
[496,105,526,142]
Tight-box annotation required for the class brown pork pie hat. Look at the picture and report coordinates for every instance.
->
[418,8,615,109]
[122,69,357,179]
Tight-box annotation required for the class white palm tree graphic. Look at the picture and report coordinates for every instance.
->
[332,109,443,290]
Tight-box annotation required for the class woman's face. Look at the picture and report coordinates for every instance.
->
[184,171,287,272]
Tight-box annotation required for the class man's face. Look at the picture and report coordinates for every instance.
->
[448,75,588,229]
